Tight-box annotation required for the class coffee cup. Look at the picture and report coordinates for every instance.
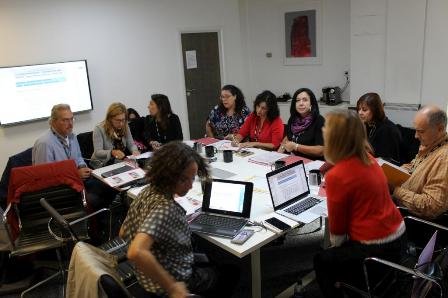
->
[193,142,203,154]
[308,169,322,186]
[223,150,233,163]
[271,160,286,171]
[205,145,218,158]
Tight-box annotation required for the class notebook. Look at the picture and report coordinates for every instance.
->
[266,160,327,224]
[189,179,253,238]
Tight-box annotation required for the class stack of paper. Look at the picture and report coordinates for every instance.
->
[248,151,288,166]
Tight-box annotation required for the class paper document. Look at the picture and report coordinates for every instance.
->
[128,151,153,160]
[103,168,146,187]
[248,152,288,166]
[175,196,202,216]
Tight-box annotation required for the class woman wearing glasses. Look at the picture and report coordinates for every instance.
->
[142,94,183,150]
[91,102,139,168]
[230,90,284,150]
[278,88,324,159]
[205,85,250,139]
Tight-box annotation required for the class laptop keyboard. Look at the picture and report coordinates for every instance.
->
[194,214,246,230]
[285,197,320,215]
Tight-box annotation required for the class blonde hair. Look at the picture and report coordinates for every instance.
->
[324,109,372,165]
[103,102,128,139]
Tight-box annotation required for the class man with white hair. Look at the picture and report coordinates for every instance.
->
[33,104,115,211]
[391,105,448,219]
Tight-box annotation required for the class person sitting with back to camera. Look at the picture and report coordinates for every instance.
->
[142,94,183,151]
[90,102,140,169]
[120,141,237,297]
[357,92,402,162]
[278,88,324,159]
[313,109,405,298]
[229,90,284,150]
[205,84,250,139]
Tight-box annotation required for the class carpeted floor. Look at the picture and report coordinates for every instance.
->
[0,220,326,298]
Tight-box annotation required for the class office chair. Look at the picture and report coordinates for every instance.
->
[1,160,105,297]
[335,216,448,298]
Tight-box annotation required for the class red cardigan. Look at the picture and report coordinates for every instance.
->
[238,113,284,149]
[325,155,403,242]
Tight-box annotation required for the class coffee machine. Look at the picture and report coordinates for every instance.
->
[322,87,342,105]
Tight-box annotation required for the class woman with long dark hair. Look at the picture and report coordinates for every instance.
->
[231,90,284,150]
[357,92,402,161]
[278,88,324,159]
[143,94,183,150]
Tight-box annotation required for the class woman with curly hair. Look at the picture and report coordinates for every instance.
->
[120,141,220,297]
[230,90,284,150]
[91,102,139,168]
[205,84,250,139]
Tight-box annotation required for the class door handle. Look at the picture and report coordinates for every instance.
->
[186,89,196,96]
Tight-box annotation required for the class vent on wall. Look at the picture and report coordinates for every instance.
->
[383,103,420,128]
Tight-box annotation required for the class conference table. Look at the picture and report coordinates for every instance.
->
[123,140,327,298]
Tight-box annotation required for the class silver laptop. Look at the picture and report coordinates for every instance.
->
[266,160,327,224]
[189,179,253,238]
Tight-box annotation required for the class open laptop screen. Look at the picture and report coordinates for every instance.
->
[202,179,253,218]
[266,161,310,209]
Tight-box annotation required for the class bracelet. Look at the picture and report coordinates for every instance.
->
[295,143,299,151]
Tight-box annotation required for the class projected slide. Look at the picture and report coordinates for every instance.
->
[0,60,93,125]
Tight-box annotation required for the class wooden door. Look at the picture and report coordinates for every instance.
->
[181,32,221,139]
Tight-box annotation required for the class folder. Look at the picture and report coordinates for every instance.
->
[381,162,410,187]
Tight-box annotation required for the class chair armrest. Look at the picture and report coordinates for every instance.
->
[1,203,15,250]
[363,257,443,297]
[404,216,448,232]
[40,198,69,229]
[70,208,112,241]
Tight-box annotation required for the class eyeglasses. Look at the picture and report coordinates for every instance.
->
[112,118,126,123]
[59,117,75,123]
[220,94,232,99]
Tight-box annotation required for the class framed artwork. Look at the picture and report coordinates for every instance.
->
[282,1,322,65]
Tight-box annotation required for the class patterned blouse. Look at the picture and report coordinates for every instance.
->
[121,185,194,295]
[208,105,250,139]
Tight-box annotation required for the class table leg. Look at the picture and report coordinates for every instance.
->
[251,249,261,298]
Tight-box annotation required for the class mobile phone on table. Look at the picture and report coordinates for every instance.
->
[264,217,291,231]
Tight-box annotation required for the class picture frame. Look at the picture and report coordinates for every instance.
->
[281,1,322,65]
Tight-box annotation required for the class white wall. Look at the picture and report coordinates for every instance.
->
[351,0,448,111]
[0,0,247,170]
[241,0,350,103]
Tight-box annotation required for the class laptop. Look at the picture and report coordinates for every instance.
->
[266,160,327,224]
[189,179,253,238]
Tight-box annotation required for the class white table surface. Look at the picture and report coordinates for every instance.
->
[126,147,325,298]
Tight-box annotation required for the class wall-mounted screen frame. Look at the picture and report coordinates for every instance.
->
[0,60,93,126]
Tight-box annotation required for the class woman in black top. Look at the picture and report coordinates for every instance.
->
[357,92,402,162]
[143,94,183,150]
[278,88,325,159]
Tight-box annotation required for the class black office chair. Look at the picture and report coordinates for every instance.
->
[3,185,95,297]
[336,216,448,298]
[76,131,94,164]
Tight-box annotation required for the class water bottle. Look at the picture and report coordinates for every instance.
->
[291,279,305,298]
